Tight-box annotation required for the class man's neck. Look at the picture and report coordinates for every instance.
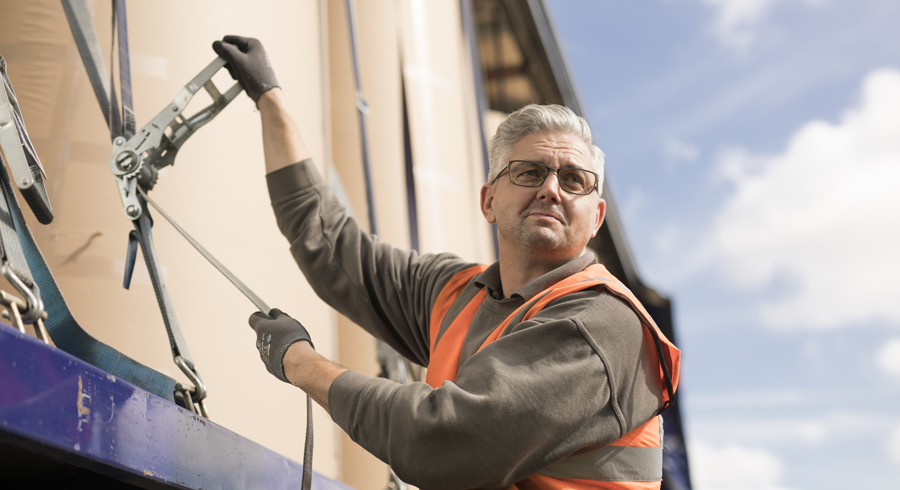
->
[496,249,583,299]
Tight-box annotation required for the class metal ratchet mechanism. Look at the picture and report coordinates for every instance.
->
[108,57,242,413]
[0,55,50,339]
[109,57,242,220]
[0,57,53,226]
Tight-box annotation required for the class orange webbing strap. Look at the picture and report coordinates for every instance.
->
[428,265,488,349]
[475,264,680,407]
[600,288,680,409]
[475,266,616,350]
[426,265,488,388]
[523,265,679,404]
[426,289,487,387]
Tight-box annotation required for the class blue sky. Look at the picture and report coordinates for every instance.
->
[547,1,900,488]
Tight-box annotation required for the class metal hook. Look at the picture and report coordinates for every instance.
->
[175,355,207,403]
[7,299,24,334]
[1,264,44,324]
[175,383,196,413]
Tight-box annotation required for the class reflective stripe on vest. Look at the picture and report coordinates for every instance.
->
[426,263,681,489]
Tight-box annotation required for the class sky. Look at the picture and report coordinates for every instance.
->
[546,1,900,489]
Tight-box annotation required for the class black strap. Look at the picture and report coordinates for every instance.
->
[645,322,676,414]
[302,395,314,489]
[113,0,135,139]
[133,204,194,365]
[61,0,122,138]
[345,0,378,236]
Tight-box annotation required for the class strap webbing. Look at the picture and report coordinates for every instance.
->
[345,0,377,236]
[0,146,36,289]
[53,0,180,401]
[63,0,199,379]
[60,0,122,136]
[0,155,178,401]
[113,0,135,139]
[133,206,194,365]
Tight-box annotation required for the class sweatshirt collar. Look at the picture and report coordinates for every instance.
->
[475,253,596,301]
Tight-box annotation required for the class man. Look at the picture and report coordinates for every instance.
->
[214,35,680,489]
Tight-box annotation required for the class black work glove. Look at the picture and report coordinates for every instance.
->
[212,35,280,104]
[248,308,314,383]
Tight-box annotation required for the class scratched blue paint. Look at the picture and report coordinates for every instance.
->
[0,323,354,489]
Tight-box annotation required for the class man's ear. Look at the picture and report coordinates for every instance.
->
[592,198,606,238]
[480,184,497,224]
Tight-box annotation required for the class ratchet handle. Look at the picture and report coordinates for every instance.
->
[19,168,53,225]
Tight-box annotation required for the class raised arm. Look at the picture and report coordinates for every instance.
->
[258,89,310,173]
[213,35,309,173]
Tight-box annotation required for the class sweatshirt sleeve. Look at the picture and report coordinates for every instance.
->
[266,159,472,366]
[328,292,663,490]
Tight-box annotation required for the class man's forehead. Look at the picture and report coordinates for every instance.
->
[510,131,592,165]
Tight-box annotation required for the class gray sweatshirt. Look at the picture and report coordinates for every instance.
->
[267,160,663,490]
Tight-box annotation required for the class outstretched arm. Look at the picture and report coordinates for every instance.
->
[247,308,345,414]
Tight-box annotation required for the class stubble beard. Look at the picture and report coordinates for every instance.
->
[503,211,572,262]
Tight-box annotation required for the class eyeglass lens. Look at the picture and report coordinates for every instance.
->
[508,161,596,194]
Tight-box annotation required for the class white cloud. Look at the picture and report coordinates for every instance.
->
[709,68,900,330]
[699,0,822,48]
[689,440,793,490]
[687,409,892,450]
[663,137,701,168]
[876,338,900,379]
[795,421,827,444]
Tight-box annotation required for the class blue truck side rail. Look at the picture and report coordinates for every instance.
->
[0,322,354,489]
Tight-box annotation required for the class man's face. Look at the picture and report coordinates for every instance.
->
[481,131,606,264]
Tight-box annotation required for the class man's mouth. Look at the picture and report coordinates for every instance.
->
[526,209,565,224]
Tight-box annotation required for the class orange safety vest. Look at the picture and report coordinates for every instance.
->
[425,263,681,490]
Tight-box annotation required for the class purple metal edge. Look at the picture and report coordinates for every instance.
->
[0,322,355,489]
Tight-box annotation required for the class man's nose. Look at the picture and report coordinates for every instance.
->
[536,172,562,202]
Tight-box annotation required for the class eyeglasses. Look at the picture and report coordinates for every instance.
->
[492,160,599,195]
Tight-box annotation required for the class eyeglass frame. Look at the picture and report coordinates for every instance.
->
[490,160,600,195]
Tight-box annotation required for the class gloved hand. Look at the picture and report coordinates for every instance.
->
[212,35,280,104]
[249,308,314,383]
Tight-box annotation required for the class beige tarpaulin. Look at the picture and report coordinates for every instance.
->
[0,0,494,486]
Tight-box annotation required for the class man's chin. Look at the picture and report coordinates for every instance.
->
[523,233,568,255]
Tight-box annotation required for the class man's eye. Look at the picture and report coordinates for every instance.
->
[562,172,585,185]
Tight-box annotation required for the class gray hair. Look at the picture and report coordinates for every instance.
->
[487,104,605,194]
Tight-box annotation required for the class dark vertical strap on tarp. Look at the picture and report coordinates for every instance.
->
[400,75,419,252]
[114,0,135,139]
[61,0,122,140]
[344,0,378,236]
[460,0,499,260]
